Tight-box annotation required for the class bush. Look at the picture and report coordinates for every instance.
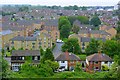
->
[102,64,109,71]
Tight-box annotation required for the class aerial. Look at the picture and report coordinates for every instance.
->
[0,0,120,79]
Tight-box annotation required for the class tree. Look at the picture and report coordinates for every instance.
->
[90,16,101,27]
[60,25,71,38]
[73,5,78,10]
[72,25,80,34]
[102,40,119,58]
[77,16,89,24]
[85,38,101,55]
[58,16,71,39]
[68,16,77,25]
[45,60,59,72]
[2,58,9,78]
[40,46,44,56]
[42,48,54,62]
[75,63,83,72]
[62,38,81,54]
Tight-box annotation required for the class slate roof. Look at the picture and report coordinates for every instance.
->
[80,37,106,42]
[78,30,111,35]
[12,50,40,56]
[86,53,113,62]
[10,36,37,41]
[73,20,81,26]
[55,52,80,61]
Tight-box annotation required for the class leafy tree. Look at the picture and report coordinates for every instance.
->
[85,38,101,55]
[40,46,44,56]
[1,48,5,57]
[75,63,83,72]
[73,5,79,10]
[60,25,71,38]
[58,16,69,30]
[2,58,9,78]
[72,25,80,34]
[45,60,59,72]
[102,40,119,57]
[90,16,101,27]
[42,48,54,62]
[117,21,120,33]
[59,16,71,39]
[77,16,89,24]
[68,16,77,25]
[62,38,81,54]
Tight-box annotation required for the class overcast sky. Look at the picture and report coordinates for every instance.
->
[1,0,120,6]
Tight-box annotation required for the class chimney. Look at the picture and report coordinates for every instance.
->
[65,50,69,61]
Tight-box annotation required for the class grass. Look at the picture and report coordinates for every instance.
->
[77,54,86,61]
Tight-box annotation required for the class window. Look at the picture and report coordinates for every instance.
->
[105,61,108,64]
[96,67,98,69]
[34,56,38,60]
[61,61,65,63]
[95,62,98,64]
[82,42,85,46]
[70,61,74,63]
[22,57,24,60]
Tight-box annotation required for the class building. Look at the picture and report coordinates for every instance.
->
[55,51,80,71]
[0,30,15,50]
[99,25,117,38]
[11,50,40,71]
[69,34,106,52]
[86,52,113,71]
[78,30,111,40]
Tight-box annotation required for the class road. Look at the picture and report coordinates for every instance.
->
[52,42,64,59]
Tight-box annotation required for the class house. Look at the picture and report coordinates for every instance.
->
[69,34,106,52]
[78,30,111,39]
[0,30,15,50]
[86,51,113,71]
[11,50,40,71]
[99,25,117,38]
[55,51,80,71]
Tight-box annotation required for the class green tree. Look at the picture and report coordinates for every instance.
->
[77,16,89,24]
[75,63,83,72]
[68,16,77,25]
[2,58,9,78]
[42,48,54,62]
[62,38,81,54]
[72,25,80,34]
[102,40,119,57]
[90,16,101,27]
[60,25,71,38]
[58,16,71,39]
[85,38,101,55]
[40,46,44,56]
[45,60,59,72]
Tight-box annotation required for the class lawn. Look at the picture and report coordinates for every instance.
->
[77,54,86,61]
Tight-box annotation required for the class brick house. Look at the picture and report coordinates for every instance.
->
[99,25,117,38]
[55,51,80,71]
[11,50,40,71]
[69,34,106,52]
[1,30,15,50]
[86,52,113,71]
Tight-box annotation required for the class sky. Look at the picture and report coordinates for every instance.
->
[1,0,120,6]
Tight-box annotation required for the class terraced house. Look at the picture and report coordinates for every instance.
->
[11,50,40,71]
[9,33,53,50]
